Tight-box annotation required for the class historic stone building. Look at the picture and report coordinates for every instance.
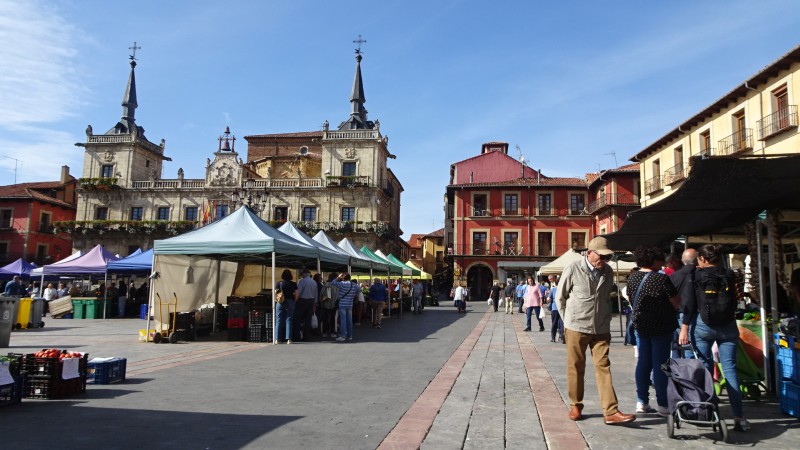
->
[64,50,403,256]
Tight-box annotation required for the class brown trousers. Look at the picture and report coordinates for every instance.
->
[565,328,619,416]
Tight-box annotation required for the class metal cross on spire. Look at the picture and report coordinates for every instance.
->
[129,41,141,61]
[353,35,367,55]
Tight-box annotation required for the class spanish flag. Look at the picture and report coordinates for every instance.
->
[202,200,211,225]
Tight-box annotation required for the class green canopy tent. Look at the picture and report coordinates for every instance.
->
[404,261,432,280]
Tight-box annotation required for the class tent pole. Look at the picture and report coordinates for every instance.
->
[145,254,155,341]
[755,219,771,391]
[272,252,276,345]
[103,271,108,319]
[766,214,780,393]
[214,258,221,333]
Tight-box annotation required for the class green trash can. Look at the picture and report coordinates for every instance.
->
[72,299,86,319]
[85,299,102,319]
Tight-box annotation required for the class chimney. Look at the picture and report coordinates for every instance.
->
[61,165,70,184]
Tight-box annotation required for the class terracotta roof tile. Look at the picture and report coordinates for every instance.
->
[450,176,586,188]
[424,228,445,238]
[0,184,75,208]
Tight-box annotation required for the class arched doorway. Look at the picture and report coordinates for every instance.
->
[467,264,493,303]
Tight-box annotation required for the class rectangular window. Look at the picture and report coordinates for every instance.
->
[95,207,108,220]
[274,206,288,222]
[184,206,198,222]
[699,130,711,154]
[157,207,170,221]
[504,232,519,255]
[570,194,585,215]
[0,242,8,260]
[472,193,488,216]
[0,209,12,228]
[101,164,114,178]
[341,207,356,222]
[342,162,356,177]
[472,232,487,255]
[538,194,552,215]
[504,194,518,215]
[775,86,789,128]
[39,212,52,232]
[302,207,317,222]
[537,232,553,256]
[570,232,586,250]
[215,204,229,219]
[36,244,47,262]
[130,207,143,221]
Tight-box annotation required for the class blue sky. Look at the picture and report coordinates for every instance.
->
[1,0,799,238]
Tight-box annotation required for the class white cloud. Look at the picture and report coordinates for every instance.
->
[0,126,82,183]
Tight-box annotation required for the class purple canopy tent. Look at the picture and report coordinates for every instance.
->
[0,258,37,278]
[38,245,120,318]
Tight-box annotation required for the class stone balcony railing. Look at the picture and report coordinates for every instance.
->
[129,178,324,189]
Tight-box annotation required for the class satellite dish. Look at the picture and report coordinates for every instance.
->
[299,146,308,155]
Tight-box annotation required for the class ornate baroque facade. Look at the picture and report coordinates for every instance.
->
[67,52,403,256]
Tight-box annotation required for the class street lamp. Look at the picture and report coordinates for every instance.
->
[231,179,268,213]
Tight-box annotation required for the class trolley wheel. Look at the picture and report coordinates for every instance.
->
[39,322,45,328]
[153,332,163,344]
[27,323,33,329]
[718,419,728,443]
[667,414,675,439]
[169,332,178,344]
[14,323,21,330]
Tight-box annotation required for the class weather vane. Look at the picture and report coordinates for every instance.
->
[353,35,366,55]
[129,41,141,61]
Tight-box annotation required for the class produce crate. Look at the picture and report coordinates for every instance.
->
[25,376,86,399]
[776,346,800,383]
[248,325,272,343]
[87,358,126,384]
[775,333,800,351]
[228,302,247,319]
[48,296,73,317]
[228,317,247,329]
[24,353,88,380]
[248,310,268,326]
[2,353,24,378]
[780,380,800,418]
[0,373,26,407]
[227,328,246,341]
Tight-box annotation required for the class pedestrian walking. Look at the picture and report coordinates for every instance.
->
[275,269,298,344]
[547,275,564,343]
[523,277,544,331]
[332,273,358,341]
[504,279,516,314]
[490,281,501,312]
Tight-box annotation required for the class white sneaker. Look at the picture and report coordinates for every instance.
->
[656,405,669,417]
[335,336,345,342]
[346,337,353,341]
[635,402,651,413]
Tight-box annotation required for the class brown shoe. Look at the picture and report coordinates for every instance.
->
[568,405,583,421]
[604,411,636,425]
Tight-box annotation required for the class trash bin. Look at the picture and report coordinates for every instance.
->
[15,297,32,329]
[72,299,86,319]
[139,303,149,320]
[27,298,46,328]
[0,296,19,347]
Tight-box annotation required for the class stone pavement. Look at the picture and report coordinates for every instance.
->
[382,307,800,449]
[2,305,799,449]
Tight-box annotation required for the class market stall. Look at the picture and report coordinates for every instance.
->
[0,258,37,279]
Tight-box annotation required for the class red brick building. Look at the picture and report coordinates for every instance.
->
[444,143,594,300]
[0,166,77,265]
[587,163,641,236]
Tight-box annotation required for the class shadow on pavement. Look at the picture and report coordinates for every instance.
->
[3,401,302,448]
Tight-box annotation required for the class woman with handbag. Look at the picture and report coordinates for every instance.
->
[275,269,299,344]
[629,246,680,416]
[320,273,339,338]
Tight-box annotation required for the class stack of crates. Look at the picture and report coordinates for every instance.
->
[775,333,800,418]
[248,310,273,343]
[23,352,88,399]
[227,303,248,341]
[0,353,26,407]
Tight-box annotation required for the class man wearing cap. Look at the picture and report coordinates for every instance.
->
[294,268,318,342]
[556,236,635,425]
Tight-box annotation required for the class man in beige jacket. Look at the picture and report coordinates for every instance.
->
[556,236,635,425]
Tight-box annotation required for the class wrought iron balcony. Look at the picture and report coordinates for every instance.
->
[326,175,370,188]
[758,106,798,140]
[587,193,641,213]
[471,208,491,217]
[717,129,753,155]
[663,162,686,185]
[644,175,662,195]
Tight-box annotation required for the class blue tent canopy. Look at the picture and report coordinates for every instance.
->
[0,258,37,278]
[107,249,153,273]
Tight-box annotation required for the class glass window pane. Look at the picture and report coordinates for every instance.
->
[342,162,356,177]
[341,207,355,222]
[184,207,198,222]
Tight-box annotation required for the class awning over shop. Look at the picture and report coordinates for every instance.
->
[404,261,432,280]
[375,250,418,276]
[278,221,350,269]
[604,155,800,251]
[359,246,403,275]
[312,231,374,271]
[107,249,153,273]
[0,258,37,278]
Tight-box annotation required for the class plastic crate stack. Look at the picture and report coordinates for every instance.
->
[775,333,800,418]
[227,302,248,341]
[0,354,26,407]
[248,310,273,343]
[23,352,88,399]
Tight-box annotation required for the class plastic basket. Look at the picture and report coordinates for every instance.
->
[25,376,86,399]
[780,380,800,418]
[775,333,800,351]
[87,358,126,384]
[776,346,800,383]
[24,353,88,380]
[0,373,26,407]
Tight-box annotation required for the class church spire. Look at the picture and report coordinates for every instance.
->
[338,36,374,131]
[121,58,138,123]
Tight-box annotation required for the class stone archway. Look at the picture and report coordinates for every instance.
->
[466,264,493,303]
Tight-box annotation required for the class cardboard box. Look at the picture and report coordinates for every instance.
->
[138,329,157,342]
[49,296,74,317]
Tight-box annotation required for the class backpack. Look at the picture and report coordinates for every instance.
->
[693,268,735,326]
